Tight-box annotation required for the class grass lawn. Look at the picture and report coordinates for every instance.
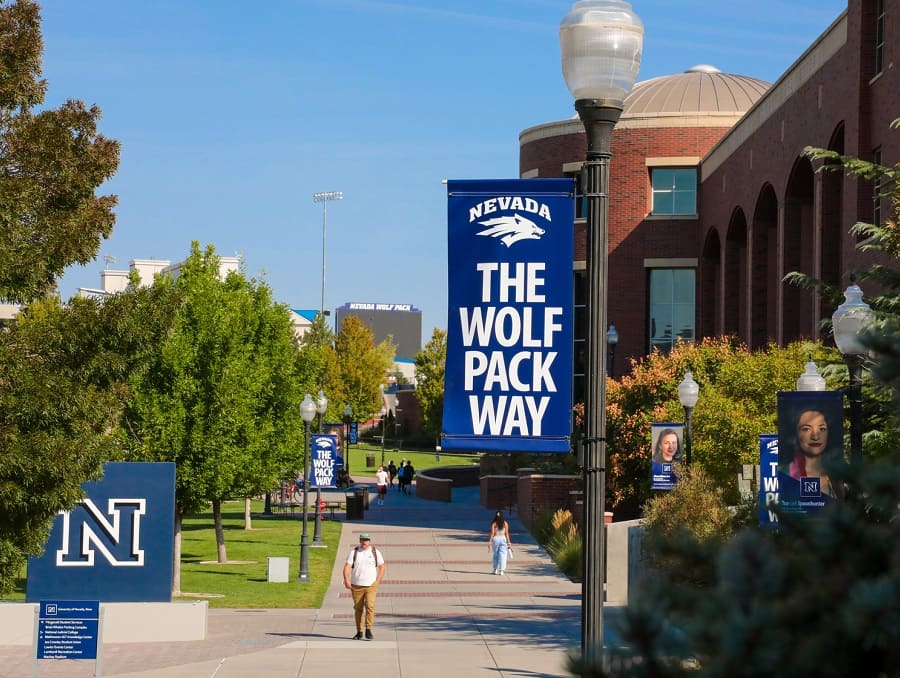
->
[343,441,479,478]
[177,500,341,608]
[2,449,481,606]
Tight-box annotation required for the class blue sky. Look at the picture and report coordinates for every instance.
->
[42,0,848,340]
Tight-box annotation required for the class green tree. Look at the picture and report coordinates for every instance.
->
[414,327,446,442]
[120,243,303,591]
[0,0,119,303]
[0,287,176,594]
[328,315,394,424]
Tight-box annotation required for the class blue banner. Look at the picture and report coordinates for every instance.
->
[443,179,574,453]
[758,433,779,526]
[310,434,342,488]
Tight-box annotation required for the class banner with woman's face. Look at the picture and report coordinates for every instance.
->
[776,391,844,515]
[650,422,683,490]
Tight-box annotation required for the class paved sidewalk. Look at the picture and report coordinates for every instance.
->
[1,479,594,678]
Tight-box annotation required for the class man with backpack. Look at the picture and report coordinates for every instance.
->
[342,532,386,640]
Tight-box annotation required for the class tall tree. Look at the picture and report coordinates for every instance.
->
[0,0,120,303]
[0,286,177,594]
[120,243,303,590]
[414,328,446,443]
[0,0,121,593]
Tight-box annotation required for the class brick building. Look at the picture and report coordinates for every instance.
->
[519,0,897,388]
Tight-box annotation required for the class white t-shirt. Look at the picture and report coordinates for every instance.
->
[375,469,389,487]
[345,545,385,586]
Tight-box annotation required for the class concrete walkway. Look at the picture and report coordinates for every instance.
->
[1,479,595,678]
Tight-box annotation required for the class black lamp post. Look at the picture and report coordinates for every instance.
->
[298,393,316,582]
[832,278,874,463]
[312,389,327,547]
[606,324,618,376]
[343,404,353,474]
[677,371,699,466]
[560,0,643,660]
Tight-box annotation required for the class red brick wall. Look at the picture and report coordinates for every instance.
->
[480,475,518,509]
[515,474,582,528]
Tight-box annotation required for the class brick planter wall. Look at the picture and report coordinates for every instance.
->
[415,465,480,503]
[515,473,582,529]
[480,475,518,509]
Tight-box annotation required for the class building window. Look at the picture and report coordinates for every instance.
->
[573,269,586,406]
[651,168,697,215]
[649,269,695,354]
[875,0,885,75]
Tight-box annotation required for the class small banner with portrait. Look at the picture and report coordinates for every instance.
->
[776,391,844,515]
[650,422,684,490]
[441,178,575,453]
[309,434,342,488]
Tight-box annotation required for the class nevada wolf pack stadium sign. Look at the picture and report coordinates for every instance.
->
[27,462,176,602]
[443,179,574,453]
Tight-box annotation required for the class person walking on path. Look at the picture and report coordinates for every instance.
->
[342,532,386,640]
[489,510,512,575]
[375,465,389,505]
[388,459,397,488]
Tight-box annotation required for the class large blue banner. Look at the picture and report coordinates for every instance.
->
[443,178,574,453]
[26,462,175,603]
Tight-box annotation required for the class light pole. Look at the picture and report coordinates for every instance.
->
[677,371,700,466]
[560,0,643,659]
[380,407,387,467]
[313,191,342,315]
[298,393,316,583]
[606,324,618,376]
[343,404,353,474]
[312,389,328,547]
[832,278,874,462]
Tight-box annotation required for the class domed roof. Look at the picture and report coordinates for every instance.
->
[623,65,769,116]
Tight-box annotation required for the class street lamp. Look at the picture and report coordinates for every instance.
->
[343,404,353,474]
[298,393,316,582]
[312,390,328,547]
[606,324,618,376]
[832,278,875,462]
[560,0,643,659]
[677,371,699,466]
[313,191,342,315]
[796,357,826,391]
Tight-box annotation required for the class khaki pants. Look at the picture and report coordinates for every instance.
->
[351,583,379,630]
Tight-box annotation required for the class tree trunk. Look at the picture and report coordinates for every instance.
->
[244,497,252,529]
[213,498,228,563]
[172,508,183,596]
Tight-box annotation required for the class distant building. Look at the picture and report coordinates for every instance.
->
[335,302,423,363]
[77,257,241,298]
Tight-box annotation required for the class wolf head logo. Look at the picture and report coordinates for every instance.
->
[476,213,545,247]
[315,438,332,449]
